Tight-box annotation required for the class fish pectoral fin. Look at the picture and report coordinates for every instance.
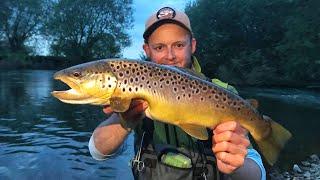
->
[246,99,259,109]
[179,124,208,140]
[110,96,132,112]
[118,113,138,131]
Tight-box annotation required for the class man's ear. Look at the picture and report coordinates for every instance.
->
[143,44,151,57]
[191,38,197,54]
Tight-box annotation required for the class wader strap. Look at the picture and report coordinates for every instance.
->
[164,124,171,144]
[173,126,179,146]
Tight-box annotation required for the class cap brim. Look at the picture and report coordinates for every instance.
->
[143,19,192,40]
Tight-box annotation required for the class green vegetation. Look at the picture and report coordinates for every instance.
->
[0,0,319,86]
[0,0,133,67]
[186,0,320,86]
[44,0,133,62]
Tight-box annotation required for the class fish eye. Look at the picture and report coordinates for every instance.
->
[73,71,81,77]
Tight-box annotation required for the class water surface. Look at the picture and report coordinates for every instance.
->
[0,70,319,179]
[0,70,134,180]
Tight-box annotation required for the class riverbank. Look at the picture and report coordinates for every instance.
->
[0,55,70,70]
[269,154,320,180]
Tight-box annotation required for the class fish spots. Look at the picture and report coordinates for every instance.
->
[214,95,219,100]
[173,87,177,93]
[202,86,207,91]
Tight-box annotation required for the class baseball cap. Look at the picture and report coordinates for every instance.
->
[143,7,192,40]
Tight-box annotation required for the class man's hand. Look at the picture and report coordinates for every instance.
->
[212,121,250,174]
[103,99,148,123]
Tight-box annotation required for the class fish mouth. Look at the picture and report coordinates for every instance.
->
[51,72,91,104]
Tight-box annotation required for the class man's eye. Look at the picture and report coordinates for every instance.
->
[155,46,163,51]
[175,43,185,48]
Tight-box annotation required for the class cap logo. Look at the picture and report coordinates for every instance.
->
[156,7,176,19]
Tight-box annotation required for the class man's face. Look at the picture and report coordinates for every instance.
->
[143,23,196,68]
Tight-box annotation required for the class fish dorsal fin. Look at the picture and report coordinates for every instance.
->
[167,66,207,80]
[109,96,132,112]
[179,124,208,140]
[247,99,259,109]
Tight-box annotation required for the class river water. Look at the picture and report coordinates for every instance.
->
[0,70,319,179]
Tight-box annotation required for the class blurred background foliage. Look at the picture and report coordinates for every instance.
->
[186,0,320,86]
[0,0,319,86]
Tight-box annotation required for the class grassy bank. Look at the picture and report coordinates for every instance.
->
[0,54,70,70]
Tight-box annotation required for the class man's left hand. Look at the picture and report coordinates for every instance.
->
[212,121,250,174]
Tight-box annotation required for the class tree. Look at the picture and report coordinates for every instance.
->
[275,0,320,82]
[45,0,133,62]
[0,0,45,53]
[185,0,316,85]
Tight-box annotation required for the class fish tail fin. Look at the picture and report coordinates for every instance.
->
[255,117,292,165]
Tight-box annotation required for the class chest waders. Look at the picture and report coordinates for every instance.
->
[131,118,221,180]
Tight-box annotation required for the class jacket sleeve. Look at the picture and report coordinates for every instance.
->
[211,78,239,94]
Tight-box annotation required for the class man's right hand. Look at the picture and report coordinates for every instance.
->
[103,99,148,122]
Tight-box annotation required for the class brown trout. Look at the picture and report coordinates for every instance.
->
[51,59,292,165]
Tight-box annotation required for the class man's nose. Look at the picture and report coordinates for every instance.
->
[166,47,176,60]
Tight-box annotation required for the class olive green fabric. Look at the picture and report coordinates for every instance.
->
[151,56,239,147]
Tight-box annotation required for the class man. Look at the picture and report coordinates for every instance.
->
[89,7,266,180]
